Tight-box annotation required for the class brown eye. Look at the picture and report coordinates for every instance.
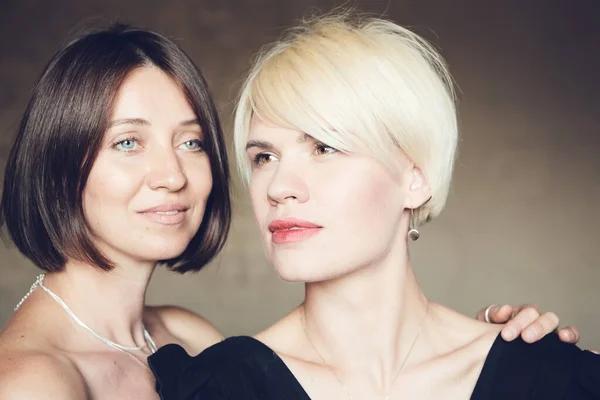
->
[252,153,276,166]
[314,143,337,155]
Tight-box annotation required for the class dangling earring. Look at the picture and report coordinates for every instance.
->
[408,208,420,241]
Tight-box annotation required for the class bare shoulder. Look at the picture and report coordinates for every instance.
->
[0,320,87,399]
[0,348,87,399]
[145,305,224,354]
[254,307,304,355]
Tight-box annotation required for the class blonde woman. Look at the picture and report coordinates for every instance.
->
[150,12,599,400]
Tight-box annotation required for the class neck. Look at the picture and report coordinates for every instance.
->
[42,258,155,349]
[301,241,429,387]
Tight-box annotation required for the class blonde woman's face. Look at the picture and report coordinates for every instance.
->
[246,116,417,282]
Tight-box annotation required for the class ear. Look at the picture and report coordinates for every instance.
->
[405,165,432,210]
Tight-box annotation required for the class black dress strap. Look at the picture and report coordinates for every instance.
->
[471,333,600,399]
[149,336,311,400]
[148,343,198,399]
[201,336,311,399]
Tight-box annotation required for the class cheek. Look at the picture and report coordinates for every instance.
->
[82,156,148,244]
[323,163,403,229]
[249,177,268,225]
[83,159,140,215]
[187,157,213,198]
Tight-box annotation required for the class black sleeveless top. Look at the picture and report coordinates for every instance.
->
[148,333,600,399]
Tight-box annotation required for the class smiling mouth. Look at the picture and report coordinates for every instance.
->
[140,210,187,225]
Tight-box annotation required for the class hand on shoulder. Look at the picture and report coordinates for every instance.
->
[0,351,87,399]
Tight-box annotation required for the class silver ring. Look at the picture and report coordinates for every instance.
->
[484,304,497,324]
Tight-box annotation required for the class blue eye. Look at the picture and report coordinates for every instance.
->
[115,138,137,151]
[181,140,203,151]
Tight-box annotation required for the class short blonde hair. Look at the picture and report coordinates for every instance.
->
[234,12,458,225]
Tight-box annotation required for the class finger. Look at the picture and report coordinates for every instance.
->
[501,306,541,341]
[476,306,493,321]
[476,305,512,323]
[557,325,580,343]
[487,304,514,324]
[511,303,541,317]
[520,312,560,343]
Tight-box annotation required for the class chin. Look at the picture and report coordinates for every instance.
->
[272,260,340,283]
[139,250,187,263]
[138,238,192,261]
[275,269,306,283]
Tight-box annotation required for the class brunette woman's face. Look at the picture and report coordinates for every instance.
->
[83,67,212,265]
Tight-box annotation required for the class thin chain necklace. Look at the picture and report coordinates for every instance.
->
[15,274,158,357]
[302,301,430,400]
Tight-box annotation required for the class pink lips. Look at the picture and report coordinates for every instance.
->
[138,203,189,226]
[268,217,322,244]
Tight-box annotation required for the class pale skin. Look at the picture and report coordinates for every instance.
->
[0,67,223,399]
[246,117,582,400]
[0,69,579,400]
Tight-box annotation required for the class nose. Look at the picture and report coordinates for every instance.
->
[266,160,309,205]
[146,146,187,192]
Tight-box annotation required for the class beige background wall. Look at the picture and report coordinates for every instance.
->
[1,0,598,350]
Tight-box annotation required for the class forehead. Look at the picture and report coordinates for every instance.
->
[248,116,311,141]
[111,67,195,120]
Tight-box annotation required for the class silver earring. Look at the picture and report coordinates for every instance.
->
[408,208,420,241]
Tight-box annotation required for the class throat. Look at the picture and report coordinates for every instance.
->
[26,271,156,355]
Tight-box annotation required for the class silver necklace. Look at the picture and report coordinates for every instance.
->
[302,301,430,400]
[15,274,158,355]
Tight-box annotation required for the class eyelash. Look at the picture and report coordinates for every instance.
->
[114,137,138,152]
[252,153,274,166]
[251,142,338,166]
[179,139,205,152]
[313,142,338,156]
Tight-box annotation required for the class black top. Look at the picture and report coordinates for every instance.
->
[148,333,600,399]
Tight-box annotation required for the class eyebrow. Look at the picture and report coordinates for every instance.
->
[179,118,201,127]
[245,139,273,151]
[108,118,201,128]
[245,133,314,151]
[297,133,312,143]
[109,118,149,128]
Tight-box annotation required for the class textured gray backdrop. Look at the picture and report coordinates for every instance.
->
[1,0,599,350]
